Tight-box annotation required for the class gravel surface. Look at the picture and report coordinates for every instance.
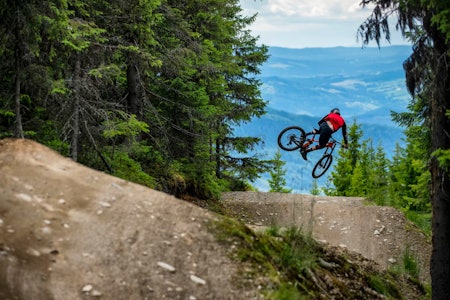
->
[0,139,431,300]
[221,191,431,284]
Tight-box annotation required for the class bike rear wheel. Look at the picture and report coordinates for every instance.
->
[277,126,306,151]
[312,154,333,178]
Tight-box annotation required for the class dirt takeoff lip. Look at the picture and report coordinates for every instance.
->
[220,191,431,284]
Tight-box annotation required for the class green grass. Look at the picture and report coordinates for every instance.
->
[402,210,431,236]
[210,218,320,298]
[368,274,402,299]
[209,216,429,299]
[389,247,421,282]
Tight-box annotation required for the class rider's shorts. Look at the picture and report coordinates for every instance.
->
[318,122,333,148]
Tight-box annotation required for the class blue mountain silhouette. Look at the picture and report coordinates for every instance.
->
[235,45,412,193]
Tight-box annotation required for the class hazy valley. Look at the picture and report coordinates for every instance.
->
[234,45,413,192]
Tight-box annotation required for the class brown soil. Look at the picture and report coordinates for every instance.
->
[0,139,261,300]
[220,192,431,284]
[0,139,431,299]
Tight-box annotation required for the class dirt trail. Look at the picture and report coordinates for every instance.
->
[221,191,431,284]
[0,138,431,300]
[0,139,262,300]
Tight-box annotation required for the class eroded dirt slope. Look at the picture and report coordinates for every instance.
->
[0,139,261,300]
[221,191,431,284]
[0,139,431,300]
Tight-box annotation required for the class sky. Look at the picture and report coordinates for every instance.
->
[239,0,409,48]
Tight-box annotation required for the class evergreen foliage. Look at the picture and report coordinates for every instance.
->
[357,1,450,296]
[268,150,291,193]
[309,179,321,196]
[0,0,271,200]
[329,121,363,196]
[326,119,431,233]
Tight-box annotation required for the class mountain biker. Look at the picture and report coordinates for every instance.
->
[300,108,348,161]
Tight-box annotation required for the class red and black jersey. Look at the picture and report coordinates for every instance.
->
[318,113,348,144]
[324,113,345,131]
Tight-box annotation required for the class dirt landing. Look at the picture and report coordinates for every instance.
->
[221,191,431,284]
[0,138,431,300]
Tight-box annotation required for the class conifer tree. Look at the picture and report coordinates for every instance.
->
[369,143,389,205]
[349,140,373,196]
[359,1,450,294]
[328,121,363,196]
[148,0,270,197]
[0,0,72,138]
[310,179,321,196]
[0,0,270,200]
[268,150,291,193]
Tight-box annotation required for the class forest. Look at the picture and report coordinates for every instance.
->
[1,0,450,298]
[325,120,430,232]
[0,0,273,200]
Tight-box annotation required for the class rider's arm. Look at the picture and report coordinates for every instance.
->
[342,122,348,146]
[317,114,328,125]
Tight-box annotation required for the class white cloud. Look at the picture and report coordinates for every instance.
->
[265,0,370,19]
[267,62,291,69]
[331,79,368,90]
[261,83,276,94]
[319,87,341,94]
[242,0,371,20]
[344,101,379,111]
[239,0,406,48]
[294,109,315,116]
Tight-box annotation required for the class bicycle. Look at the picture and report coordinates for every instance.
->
[277,126,341,178]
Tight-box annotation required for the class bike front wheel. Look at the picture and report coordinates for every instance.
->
[277,126,306,151]
[312,154,333,178]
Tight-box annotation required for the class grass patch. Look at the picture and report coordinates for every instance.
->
[387,248,431,299]
[209,216,429,299]
[389,247,430,289]
[210,218,320,298]
[389,247,420,280]
[402,210,431,236]
[368,274,402,299]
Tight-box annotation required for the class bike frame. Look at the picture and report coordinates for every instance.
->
[302,132,338,153]
[277,125,343,178]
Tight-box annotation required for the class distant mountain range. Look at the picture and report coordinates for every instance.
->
[234,45,413,193]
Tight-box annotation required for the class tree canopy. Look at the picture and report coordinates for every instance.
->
[357,0,450,297]
[0,0,271,200]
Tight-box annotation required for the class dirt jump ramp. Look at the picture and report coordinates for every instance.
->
[221,191,431,284]
[0,139,262,300]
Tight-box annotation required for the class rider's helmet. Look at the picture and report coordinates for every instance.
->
[330,108,340,115]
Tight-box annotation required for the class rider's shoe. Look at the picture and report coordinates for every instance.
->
[300,149,308,161]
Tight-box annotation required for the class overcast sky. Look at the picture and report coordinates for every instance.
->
[239,0,409,48]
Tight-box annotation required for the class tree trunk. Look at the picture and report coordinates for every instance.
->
[215,138,221,179]
[13,18,23,139]
[127,64,139,116]
[70,58,81,161]
[13,64,23,139]
[430,50,450,299]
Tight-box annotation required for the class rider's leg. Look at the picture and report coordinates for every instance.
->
[306,128,320,135]
[308,144,322,152]
[306,123,332,153]
[301,124,330,161]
